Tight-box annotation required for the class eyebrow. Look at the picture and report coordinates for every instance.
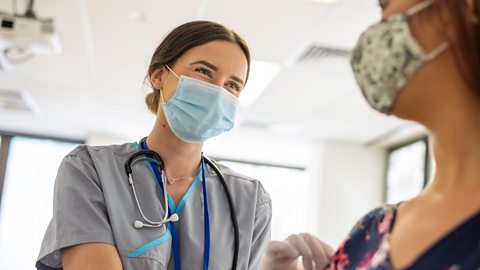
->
[190,60,245,86]
[191,60,218,71]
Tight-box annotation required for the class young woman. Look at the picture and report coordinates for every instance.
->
[262,0,480,269]
[36,21,272,270]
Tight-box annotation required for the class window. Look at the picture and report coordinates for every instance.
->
[0,134,80,270]
[218,159,310,240]
[385,137,431,204]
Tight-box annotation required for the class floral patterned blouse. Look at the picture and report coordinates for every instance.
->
[328,205,480,269]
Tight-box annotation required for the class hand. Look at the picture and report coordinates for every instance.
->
[260,233,335,270]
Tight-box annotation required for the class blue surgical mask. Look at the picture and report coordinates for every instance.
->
[160,66,239,143]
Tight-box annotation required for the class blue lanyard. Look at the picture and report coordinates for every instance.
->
[141,139,210,270]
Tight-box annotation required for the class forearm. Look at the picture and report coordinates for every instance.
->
[61,243,123,270]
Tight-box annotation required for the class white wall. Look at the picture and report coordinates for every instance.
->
[204,127,311,168]
[307,141,386,247]
[87,132,132,146]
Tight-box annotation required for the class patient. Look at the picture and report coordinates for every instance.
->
[261,0,480,269]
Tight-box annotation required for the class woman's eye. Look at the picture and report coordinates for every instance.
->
[195,67,213,78]
[226,81,241,92]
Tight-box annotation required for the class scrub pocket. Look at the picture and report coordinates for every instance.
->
[119,227,172,270]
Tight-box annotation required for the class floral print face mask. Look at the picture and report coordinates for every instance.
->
[350,0,449,115]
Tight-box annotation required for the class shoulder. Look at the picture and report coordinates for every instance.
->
[205,158,271,207]
[67,142,136,158]
[328,205,397,267]
[357,204,397,230]
[63,142,136,164]
[57,142,136,183]
[348,204,397,240]
[341,204,397,253]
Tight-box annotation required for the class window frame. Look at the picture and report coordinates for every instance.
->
[384,136,431,203]
[212,156,305,171]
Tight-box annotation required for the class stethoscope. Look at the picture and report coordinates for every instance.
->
[124,138,239,270]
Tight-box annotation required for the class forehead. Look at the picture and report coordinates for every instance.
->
[175,40,249,80]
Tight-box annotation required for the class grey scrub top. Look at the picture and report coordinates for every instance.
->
[35,142,272,270]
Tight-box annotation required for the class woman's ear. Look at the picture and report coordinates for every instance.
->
[150,68,165,90]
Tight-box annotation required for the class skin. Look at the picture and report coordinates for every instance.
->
[61,39,249,270]
[261,0,480,269]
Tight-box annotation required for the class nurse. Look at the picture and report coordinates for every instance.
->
[36,20,272,270]
[261,0,480,269]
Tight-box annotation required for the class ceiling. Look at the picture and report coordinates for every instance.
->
[0,0,408,146]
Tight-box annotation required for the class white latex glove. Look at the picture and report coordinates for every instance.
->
[260,233,335,270]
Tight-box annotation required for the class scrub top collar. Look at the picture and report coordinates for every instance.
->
[139,137,211,270]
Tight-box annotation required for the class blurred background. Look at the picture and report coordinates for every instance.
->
[0,0,435,269]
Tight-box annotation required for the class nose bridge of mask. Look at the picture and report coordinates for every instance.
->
[164,64,237,102]
[184,77,239,105]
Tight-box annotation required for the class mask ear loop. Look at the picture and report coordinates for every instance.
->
[405,0,435,17]
[159,87,166,105]
[404,0,449,61]
[159,65,181,105]
[425,42,450,61]
[165,65,180,79]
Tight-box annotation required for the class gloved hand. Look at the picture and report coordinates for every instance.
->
[260,233,335,270]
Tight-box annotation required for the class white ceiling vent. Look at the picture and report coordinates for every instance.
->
[297,45,350,63]
[0,88,36,113]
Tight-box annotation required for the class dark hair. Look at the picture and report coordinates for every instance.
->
[145,21,251,115]
[436,0,480,92]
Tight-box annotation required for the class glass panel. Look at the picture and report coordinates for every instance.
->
[386,140,426,204]
[0,137,78,270]
[219,161,310,240]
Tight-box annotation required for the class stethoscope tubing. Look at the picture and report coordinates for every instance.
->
[125,145,239,270]
[127,155,170,225]
[203,157,239,270]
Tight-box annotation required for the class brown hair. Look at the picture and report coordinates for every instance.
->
[436,0,480,92]
[145,21,251,115]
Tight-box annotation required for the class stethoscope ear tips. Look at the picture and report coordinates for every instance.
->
[134,220,144,228]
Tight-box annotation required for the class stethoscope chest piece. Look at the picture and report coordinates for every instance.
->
[124,139,239,270]
[125,149,178,229]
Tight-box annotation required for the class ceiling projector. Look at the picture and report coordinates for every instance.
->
[0,9,61,71]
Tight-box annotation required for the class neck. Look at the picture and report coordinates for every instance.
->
[424,92,480,194]
[145,110,203,181]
